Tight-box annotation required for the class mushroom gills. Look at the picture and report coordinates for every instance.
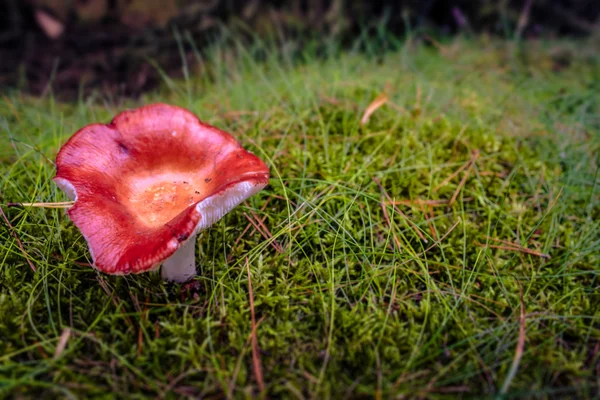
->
[160,180,267,282]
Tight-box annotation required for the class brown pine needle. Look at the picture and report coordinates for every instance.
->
[413,83,422,116]
[373,177,428,243]
[228,199,273,261]
[137,323,144,358]
[475,241,550,259]
[433,161,471,192]
[52,254,93,267]
[246,258,265,393]
[227,315,267,399]
[54,328,71,359]
[420,202,438,241]
[423,34,451,56]
[248,209,283,253]
[360,93,388,125]
[7,201,75,209]
[243,212,283,254]
[448,150,480,206]
[434,150,480,193]
[393,370,431,391]
[0,206,37,272]
[35,343,49,359]
[386,198,474,207]
[449,162,474,206]
[483,235,534,248]
[547,187,564,213]
[422,218,461,254]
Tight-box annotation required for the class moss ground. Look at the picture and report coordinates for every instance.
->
[1,36,599,398]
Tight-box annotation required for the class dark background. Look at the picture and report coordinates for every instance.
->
[1,0,598,99]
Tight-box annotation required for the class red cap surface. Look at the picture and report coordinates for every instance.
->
[54,103,269,274]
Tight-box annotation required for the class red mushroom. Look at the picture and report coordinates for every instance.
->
[54,103,269,282]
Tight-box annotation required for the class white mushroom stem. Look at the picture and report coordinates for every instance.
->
[160,180,267,283]
[161,236,197,282]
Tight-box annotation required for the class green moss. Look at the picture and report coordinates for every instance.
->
[1,38,599,398]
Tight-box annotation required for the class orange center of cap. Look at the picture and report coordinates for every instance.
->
[126,171,208,227]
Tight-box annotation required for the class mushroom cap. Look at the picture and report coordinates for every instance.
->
[54,103,269,275]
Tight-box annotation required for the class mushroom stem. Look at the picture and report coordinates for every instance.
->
[161,236,197,282]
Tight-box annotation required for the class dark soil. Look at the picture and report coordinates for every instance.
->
[1,0,597,101]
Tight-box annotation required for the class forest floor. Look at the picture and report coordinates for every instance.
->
[1,36,599,398]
